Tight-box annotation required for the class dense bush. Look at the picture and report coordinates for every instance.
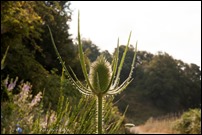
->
[174,108,201,134]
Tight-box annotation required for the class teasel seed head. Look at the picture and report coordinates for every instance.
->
[89,55,112,94]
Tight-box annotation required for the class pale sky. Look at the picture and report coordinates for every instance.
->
[69,1,201,67]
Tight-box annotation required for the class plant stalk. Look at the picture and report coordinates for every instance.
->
[97,95,103,134]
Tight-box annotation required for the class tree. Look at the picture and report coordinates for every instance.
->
[141,53,182,110]
[77,38,101,62]
[113,45,137,84]
[175,61,201,108]
[115,50,201,123]
[33,1,76,74]
[1,1,46,92]
[132,52,201,111]
[1,1,78,109]
[101,50,112,62]
[1,1,42,37]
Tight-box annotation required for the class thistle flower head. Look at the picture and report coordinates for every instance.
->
[89,55,112,94]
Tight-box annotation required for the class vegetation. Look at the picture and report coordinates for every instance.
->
[174,109,201,134]
[1,76,126,134]
[1,1,201,134]
[115,48,201,124]
[1,1,77,109]
[48,12,137,133]
[138,113,180,134]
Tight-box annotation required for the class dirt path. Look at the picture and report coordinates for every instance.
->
[129,126,168,134]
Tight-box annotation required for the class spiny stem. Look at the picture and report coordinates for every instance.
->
[97,95,103,134]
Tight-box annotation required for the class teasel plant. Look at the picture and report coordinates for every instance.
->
[48,12,137,134]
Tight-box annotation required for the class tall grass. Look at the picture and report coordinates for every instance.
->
[139,113,181,134]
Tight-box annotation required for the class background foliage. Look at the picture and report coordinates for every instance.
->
[174,109,201,134]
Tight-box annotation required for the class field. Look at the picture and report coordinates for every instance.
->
[127,113,181,134]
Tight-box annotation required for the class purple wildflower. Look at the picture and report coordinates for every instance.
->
[7,77,18,91]
[30,92,42,106]
[3,76,9,87]
[22,83,32,92]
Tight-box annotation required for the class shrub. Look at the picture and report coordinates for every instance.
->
[174,108,201,134]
